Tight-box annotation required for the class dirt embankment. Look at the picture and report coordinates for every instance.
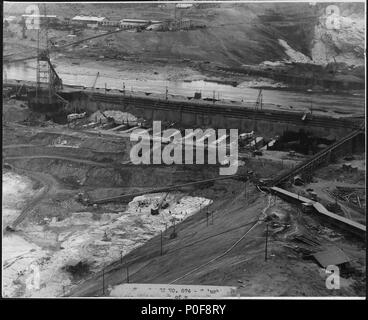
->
[4,2,364,68]
[2,166,218,297]
[70,180,366,297]
[2,121,234,297]
[3,118,365,297]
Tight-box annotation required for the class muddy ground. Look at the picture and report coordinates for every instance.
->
[2,102,366,297]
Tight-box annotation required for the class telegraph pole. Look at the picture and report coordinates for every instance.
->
[44,4,52,104]
[244,180,247,200]
[264,223,269,261]
[36,28,40,104]
[102,268,105,295]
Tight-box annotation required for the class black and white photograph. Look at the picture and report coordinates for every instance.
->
[2,0,366,302]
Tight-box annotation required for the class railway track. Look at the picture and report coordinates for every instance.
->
[91,174,242,204]
[8,167,59,228]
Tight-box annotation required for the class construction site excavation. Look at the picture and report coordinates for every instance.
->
[2,1,366,299]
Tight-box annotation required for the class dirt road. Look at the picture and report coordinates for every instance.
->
[5,155,113,167]
[8,166,60,228]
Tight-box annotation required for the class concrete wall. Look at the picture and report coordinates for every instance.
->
[61,91,359,140]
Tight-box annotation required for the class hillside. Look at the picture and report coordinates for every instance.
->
[4,2,365,67]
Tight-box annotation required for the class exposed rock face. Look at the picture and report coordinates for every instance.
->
[3,3,364,67]
[311,6,365,66]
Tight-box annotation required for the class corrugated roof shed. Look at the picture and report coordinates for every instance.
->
[72,16,106,22]
[22,14,57,18]
[120,19,161,24]
[312,247,350,268]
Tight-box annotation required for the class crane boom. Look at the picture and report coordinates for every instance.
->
[92,72,100,89]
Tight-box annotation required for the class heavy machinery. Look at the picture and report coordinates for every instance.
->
[75,192,91,205]
[92,72,100,90]
[99,110,116,128]
[67,112,87,122]
[5,12,155,113]
[151,193,169,215]
[25,5,65,112]
[255,89,263,110]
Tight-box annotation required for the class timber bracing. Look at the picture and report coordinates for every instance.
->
[272,124,365,186]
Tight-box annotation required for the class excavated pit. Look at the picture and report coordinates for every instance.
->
[2,121,249,297]
[3,99,365,298]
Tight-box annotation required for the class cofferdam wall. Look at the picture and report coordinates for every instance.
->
[63,90,359,139]
[3,80,359,139]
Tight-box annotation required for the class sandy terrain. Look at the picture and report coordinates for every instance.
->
[2,168,213,297]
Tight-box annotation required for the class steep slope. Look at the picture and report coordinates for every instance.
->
[4,2,365,67]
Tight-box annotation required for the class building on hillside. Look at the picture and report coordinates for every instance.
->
[176,3,193,9]
[3,16,17,23]
[168,18,192,31]
[120,19,148,28]
[146,22,164,31]
[101,20,121,28]
[119,19,162,29]
[71,15,107,28]
[21,14,58,26]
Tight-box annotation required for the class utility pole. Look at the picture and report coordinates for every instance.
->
[102,268,105,295]
[44,4,52,104]
[310,97,313,115]
[160,230,163,256]
[264,223,269,262]
[260,89,263,110]
[126,265,129,283]
[36,28,40,104]
[255,89,263,111]
[20,17,26,39]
